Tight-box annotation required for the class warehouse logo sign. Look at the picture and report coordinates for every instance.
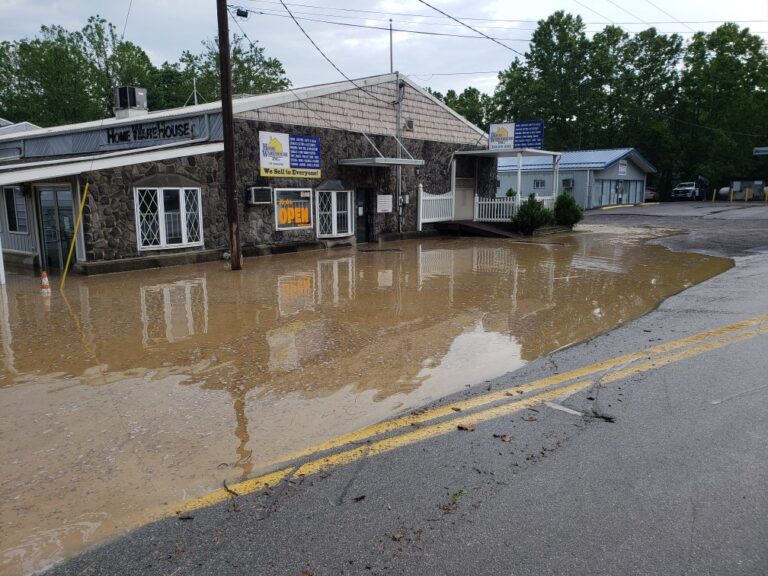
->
[489,123,515,150]
[259,131,321,179]
[262,136,288,161]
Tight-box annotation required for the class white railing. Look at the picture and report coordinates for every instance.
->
[419,190,453,227]
[536,196,555,211]
[474,197,516,222]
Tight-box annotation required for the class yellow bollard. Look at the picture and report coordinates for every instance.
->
[729,188,734,203]
[711,187,717,202]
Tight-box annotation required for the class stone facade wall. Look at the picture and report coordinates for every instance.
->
[79,118,493,262]
[81,153,226,261]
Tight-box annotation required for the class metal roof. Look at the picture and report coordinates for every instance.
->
[0,142,223,187]
[498,148,656,173]
[0,73,486,144]
[338,157,424,167]
[455,148,561,159]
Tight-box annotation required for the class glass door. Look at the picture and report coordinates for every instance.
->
[38,187,75,272]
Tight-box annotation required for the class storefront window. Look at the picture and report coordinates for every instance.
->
[134,187,203,250]
[3,187,28,234]
[317,190,353,238]
[274,188,313,231]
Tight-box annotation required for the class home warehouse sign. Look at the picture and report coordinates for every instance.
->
[259,131,321,178]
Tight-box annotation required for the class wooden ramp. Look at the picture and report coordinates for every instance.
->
[433,220,519,238]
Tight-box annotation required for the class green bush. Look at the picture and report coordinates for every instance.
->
[512,193,554,235]
[553,192,583,228]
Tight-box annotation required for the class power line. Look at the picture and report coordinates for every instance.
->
[234,7,534,41]
[573,0,616,25]
[603,0,648,26]
[242,0,768,27]
[120,0,134,40]
[414,0,526,57]
[643,0,697,33]
[273,0,394,104]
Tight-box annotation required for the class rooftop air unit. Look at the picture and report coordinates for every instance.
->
[113,86,148,119]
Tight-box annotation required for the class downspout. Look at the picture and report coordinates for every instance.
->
[586,169,591,209]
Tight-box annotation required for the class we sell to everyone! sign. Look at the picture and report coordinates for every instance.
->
[259,131,321,178]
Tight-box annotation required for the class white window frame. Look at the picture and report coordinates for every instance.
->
[316,189,354,239]
[133,187,204,251]
[3,186,29,234]
[533,179,546,190]
[274,188,314,232]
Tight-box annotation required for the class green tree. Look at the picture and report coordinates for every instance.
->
[678,24,768,186]
[0,25,101,125]
[177,35,290,103]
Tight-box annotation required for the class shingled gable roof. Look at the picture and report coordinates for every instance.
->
[0,73,486,144]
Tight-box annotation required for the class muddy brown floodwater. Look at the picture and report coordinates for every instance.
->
[0,227,732,575]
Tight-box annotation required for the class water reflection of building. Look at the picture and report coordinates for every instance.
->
[139,278,208,347]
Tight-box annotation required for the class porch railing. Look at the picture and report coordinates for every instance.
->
[474,197,516,222]
[418,190,453,230]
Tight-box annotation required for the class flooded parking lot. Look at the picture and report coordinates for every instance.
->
[0,227,732,575]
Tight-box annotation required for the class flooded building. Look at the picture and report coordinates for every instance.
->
[0,74,495,274]
[497,148,656,209]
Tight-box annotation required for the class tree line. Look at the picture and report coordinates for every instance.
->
[0,16,289,128]
[430,11,768,192]
[2,12,766,192]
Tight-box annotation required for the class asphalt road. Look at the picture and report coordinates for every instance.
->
[48,202,768,576]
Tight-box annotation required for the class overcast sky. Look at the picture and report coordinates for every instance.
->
[2,0,767,96]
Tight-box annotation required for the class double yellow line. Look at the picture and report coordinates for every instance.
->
[176,314,768,513]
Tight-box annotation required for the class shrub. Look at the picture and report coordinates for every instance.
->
[512,193,554,235]
[505,187,517,199]
[554,192,583,228]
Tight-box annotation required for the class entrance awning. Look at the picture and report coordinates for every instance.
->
[454,148,560,159]
[338,157,425,167]
[0,142,223,186]
[455,148,562,199]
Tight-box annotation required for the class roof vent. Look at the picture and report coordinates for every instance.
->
[113,86,148,119]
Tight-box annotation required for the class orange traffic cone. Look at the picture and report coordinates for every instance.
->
[40,271,51,297]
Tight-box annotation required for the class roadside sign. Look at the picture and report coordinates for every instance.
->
[754,147,768,156]
[514,120,544,149]
[488,120,545,150]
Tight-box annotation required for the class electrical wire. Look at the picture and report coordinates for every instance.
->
[603,0,648,26]
[120,0,134,40]
[414,0,526,57]
[643,0,697,33]
[242,0,768,27]
[271,1,396,104]
[233,7,533,41]
[245,5,764,35]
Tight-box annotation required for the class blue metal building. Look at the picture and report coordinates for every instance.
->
[497,148,656,209]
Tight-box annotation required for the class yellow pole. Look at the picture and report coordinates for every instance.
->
[60,182,89,291]
[711,186,717,202]
[729,188,734,203]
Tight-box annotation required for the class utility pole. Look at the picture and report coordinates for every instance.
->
[216,0,242,270]
[389,19,393,73]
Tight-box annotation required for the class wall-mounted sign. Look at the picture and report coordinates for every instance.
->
[259,131,321,178]
[274,188,313,230]
[513,120,544,149]
[105,119,197,147]
[618,160,628,176]
[488,120,544,150]
[489,123,515,151]
[377,194,393,213]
